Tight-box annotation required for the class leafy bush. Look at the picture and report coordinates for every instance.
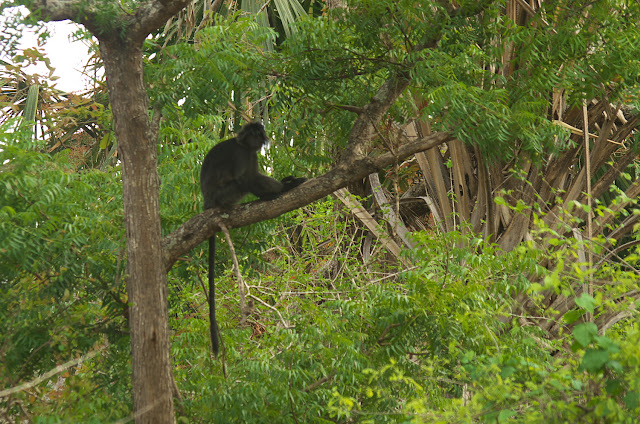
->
[165,197,639,423]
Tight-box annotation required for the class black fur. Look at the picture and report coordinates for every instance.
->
[200,122,305,355]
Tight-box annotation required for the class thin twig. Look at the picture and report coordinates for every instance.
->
[248,294,290,329]
[583,101,593,323]
[303,372,336,393]
[218,223,249,323]
[0,347,105,397]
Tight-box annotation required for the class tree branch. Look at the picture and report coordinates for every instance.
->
[0,347,104,397]
[28,0,88,21]
[131,0,192,41]
[340,71,412,161]
[28,0,100,32]
[336,0,493,164]
[26,0,191,42]
[162,131,452,271]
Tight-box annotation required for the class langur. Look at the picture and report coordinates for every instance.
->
[200,122,305,355]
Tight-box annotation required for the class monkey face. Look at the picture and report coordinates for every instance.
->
[238,122,269,150]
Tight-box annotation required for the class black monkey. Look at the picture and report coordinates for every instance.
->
[200,122,305,355]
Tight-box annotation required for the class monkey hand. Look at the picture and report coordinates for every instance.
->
[281,176,307,192]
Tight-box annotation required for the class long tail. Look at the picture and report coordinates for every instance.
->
[209,236,220,356]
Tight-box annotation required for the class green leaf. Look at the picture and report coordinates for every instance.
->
[99,133,111,149]
[563,309,584,324]
[607,360,623,373]
[580,348,609,373]
[1,205,17,216]
[605,378,623,396]
[500,366,516,379]
[575,293,596,313]
[623,391,640,410]
[573,322,598,348]
[498,409,516,422]
[571,379,583,390]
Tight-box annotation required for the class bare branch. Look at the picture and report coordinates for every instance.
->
[340,71,412,161]
[219,223,249,323]
[0,347,104,398]
[27,0,192,42]
[329,103,366,114]
[303,372,336,393]
[131,0,192,41]
[28,0,90,22]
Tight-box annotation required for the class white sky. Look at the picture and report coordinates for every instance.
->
[23,22,92,93]
[5,7,92,93]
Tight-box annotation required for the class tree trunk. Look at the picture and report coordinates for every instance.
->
[101,39,174,422]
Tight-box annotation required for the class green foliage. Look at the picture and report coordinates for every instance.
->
[442,320,640,423]
[162,201,531,422]
[147,13,276,116]
[158,192,640,423]
[148,0,640,174]
[5,0,640,421]
[419,0,640,160]
[6,175,639,422]
[0,121,130,419]
[29,339,132,423]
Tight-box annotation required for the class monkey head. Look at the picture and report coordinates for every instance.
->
[237,122,269,151]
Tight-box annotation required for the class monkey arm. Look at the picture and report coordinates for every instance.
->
[249,174,286,200]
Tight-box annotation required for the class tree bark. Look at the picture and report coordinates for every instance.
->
[101,39,173,422]
[26,1,191,422]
